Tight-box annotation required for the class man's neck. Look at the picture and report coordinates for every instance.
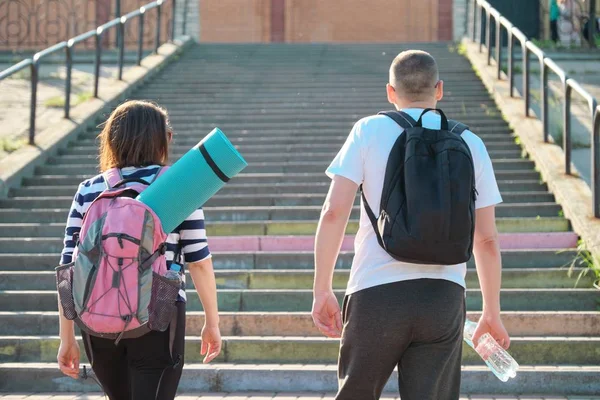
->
[394,100,437,110]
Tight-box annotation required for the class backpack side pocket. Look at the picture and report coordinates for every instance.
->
[56,262,77,320]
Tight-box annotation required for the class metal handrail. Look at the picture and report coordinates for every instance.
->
[0,0,188,145]
[470,0,600,217]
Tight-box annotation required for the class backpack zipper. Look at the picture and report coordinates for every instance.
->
[101,233,141,248]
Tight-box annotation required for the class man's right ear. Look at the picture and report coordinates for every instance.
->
[386,84,397,105]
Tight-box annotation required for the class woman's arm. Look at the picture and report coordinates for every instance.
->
[188,257,221,363]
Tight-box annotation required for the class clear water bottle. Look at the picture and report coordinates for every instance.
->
[464,319,519,382]
[164,263,182,284]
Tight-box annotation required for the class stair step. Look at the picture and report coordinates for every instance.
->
[1,311,596,337]
[0,268,589,291]
[0,218,571,246]
[0,363,598,395]
[33,159,536,175]
[2,336,598,365]
[0,249,579,270]
[1,289,597,312]
[18,179,548,194]
[0,203,563,224]
[70,136,520,149]
[63,141,523,155]
[8,189,556,205]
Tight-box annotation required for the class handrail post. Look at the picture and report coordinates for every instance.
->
[508,29,515,97]
[541,60,548,142]
[171,0,177,41]
[523,45,530,117]
[182,0,189,36]
[29,61,39,145]
[496,17,502,79]
[94,31,102,98]
[118,18,125,80]
[593,106,600,217]
[486,8,492,65]
[138,10,145,66]
[472,0,477,41]
[479,4,484,52]
[564,83,572,175]
[155,2,163,54]
[65,44,73,118]
[115,0,122,48]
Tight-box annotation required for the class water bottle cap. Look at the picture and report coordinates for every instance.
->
[171,263,181,272]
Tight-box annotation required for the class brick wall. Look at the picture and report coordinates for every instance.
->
[198,0,455,43]
[199,0,271,43]
[284,0,439,42]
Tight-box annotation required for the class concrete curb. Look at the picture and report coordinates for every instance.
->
[0,36,195,199]
[461,38,600,261]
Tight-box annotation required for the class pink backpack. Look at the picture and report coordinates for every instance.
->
[56,167,180,343]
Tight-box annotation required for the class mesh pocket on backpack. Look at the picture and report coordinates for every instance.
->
[148,272,179,332]
[56,263,77,320]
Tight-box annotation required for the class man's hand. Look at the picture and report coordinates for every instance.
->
[473,313,510,349]
[201,324,222,364]
[312,290,342,338]
[57,337,80,379]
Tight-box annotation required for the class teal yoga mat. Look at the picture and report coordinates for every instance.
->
[137,128,248,233]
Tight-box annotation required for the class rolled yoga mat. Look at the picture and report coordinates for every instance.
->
[137,128,248,233]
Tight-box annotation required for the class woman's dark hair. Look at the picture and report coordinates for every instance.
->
[98,100,171,172]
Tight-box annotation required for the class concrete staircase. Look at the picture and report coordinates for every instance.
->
[0,43,599,396]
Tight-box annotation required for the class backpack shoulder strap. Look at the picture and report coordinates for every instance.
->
[103,168,123,190]
[447,119,470,135]
[378,110,416,129]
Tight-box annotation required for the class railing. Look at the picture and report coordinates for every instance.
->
[0,0,190,146]
[470,0,600,218]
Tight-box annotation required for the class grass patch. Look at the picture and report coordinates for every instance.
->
[44,91,93,109]
[566,240,600,289]
[0,137,27,153]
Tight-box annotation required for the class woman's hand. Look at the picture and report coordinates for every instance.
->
[57,336,80,379]
[201,324,222,364]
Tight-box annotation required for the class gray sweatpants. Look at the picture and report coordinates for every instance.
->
[336,279,466,400]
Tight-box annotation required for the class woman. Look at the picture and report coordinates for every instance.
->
[56,100,222,400]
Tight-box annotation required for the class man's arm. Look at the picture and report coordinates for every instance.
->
[312,175,359,338]
[472,205,511,349]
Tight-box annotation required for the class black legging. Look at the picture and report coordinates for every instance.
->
[82,302,186,400]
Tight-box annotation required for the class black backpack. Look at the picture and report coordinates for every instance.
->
[361,108,477,265]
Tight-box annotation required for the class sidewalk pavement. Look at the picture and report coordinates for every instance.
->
[1,395,600,399]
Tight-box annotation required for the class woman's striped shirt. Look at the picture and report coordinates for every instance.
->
[59,165,211,301]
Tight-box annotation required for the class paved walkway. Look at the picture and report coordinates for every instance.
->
[1,395,599,400]
[0,63,130,159]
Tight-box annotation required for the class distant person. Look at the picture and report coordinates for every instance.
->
[312,50,510,400]
[558,0,582,46]
[550,0,560,43]
[56,101,222,400]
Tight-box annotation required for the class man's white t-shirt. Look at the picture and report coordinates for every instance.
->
[326,108,503,295]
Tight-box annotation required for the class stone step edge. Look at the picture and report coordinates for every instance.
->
[2,335,599,342]
[0,363,599,395]
[0,267,586,275]
[0,233,579,251]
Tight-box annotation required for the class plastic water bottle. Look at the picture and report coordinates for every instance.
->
[164,263,182,284]
[464,319,519,382]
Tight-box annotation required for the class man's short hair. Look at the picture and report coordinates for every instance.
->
[389,50,439,101]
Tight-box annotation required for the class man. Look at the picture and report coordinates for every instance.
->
[312,50,511,400]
